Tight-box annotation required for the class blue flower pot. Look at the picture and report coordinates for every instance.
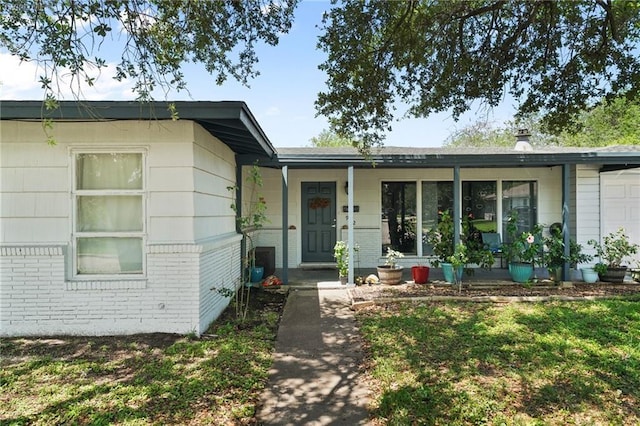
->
[442,263,463,284]
[580,267,598,283]
[250,266,264,283]
[509,262,533,283]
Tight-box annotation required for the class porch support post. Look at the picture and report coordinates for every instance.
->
[282,166,289,284]
[562,163,571,281]
[236,161,246,285]
[347,166,354,285]
[453,166,461,247]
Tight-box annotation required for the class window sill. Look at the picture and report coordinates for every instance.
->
[65,278,147,291]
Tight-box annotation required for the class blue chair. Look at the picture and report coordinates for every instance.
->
[482,233,504,268]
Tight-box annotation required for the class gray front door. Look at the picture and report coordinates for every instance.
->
[301,182,337,262]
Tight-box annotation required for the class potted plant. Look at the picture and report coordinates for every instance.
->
[425,210,456,283]
[448,242,468,291]
[333,240,349,285]
[503,211,543,283]
[588,228,639,283]
[543,231,565,282]
[461,213,494,272]
[377,247,404,285]
[543,227,593,283]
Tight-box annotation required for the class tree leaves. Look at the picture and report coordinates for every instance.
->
[316,0,640,152]
[0,0,299,103]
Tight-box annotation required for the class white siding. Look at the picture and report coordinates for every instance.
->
[1,120,240,337]
[575,164,601,262]
[192,124,237,243]
[600,168,640,250]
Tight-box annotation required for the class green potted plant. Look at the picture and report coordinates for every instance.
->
[448,242,468,291]
[543,226,593,283]
[333,240,349,285]
[503,211,543,283]
[425,210,454,268]
[377,247,404,285]
[543,231,565,282]
[588,228,639,283]
[461,213,494,271]
[425,209,458,283]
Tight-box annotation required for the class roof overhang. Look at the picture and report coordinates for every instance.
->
[0,100,275,157]
[250,147,640,169]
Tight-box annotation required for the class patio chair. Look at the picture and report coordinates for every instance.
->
[482,232,504,268]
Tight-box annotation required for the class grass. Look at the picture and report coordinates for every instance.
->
[0,289,286,425]
[357,299,640,425]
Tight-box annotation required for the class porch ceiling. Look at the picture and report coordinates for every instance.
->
[0,100,275,157]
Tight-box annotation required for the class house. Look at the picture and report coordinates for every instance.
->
[2,100,639,337]
[1,101,274,336]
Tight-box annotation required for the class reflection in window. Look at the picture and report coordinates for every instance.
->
[381,182,417,254]
[462,181,497,232]
[421,182,453,255]
[74,152,144,275]
[502,181,538,241]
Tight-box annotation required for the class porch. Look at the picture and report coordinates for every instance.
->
[281,266,515,287]
[269,267,640,313]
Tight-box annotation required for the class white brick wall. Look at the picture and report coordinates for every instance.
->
[1,236,241,336]
[340,228,383,268]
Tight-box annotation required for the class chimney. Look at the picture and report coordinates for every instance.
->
[514,128,533,152]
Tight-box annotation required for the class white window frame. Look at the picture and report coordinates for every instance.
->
[71,148,147,279]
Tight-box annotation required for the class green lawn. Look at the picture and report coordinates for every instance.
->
[0,290,285,425]
[357,299,640,425]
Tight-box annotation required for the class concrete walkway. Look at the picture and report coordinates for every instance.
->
[257,286,370,425]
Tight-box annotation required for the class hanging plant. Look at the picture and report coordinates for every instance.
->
[309,197,330,209]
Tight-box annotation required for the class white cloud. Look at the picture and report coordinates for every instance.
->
[0,52,134,101]
[0,53,41,99]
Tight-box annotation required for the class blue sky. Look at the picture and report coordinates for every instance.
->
[0,1,516,147]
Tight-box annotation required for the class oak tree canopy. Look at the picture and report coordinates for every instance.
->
[2,0,639,151]
[316,0,640,150]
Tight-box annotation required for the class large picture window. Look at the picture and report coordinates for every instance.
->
[381,182,417,254]
[462,181,498,232]
[421,182,453,255]
[73,152,145,275]
[502,181,538,241]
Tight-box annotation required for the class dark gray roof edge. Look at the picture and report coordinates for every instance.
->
[0,100,276,157]
[265,150,640,168]
[1,100,244,120]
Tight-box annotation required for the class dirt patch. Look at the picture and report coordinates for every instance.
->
[211,286,289,330]
[350,280,640,303]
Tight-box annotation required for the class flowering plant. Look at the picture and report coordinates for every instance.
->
[503,212,543,265]
[384,247,404,268]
